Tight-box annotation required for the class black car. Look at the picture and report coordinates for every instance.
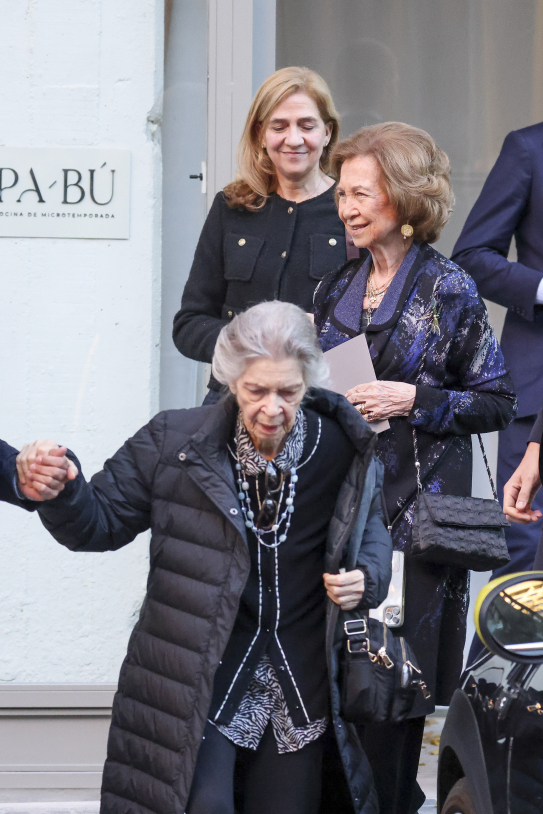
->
[438,571,543,814]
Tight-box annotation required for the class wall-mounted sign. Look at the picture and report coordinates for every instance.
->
[0,148,130,239]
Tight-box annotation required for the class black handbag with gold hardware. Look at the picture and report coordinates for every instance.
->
[340,614,430,724]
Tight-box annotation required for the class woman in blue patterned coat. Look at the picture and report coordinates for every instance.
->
[313,122,517,814]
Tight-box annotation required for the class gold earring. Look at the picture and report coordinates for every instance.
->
[401,224,414,239]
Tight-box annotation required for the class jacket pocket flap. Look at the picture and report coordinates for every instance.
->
[224,233,265,281]
[421,493,509,528]
[310,234,346,280]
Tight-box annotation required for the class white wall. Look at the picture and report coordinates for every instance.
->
[0,0,164,683]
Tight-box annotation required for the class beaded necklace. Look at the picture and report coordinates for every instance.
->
[229,416,322,549]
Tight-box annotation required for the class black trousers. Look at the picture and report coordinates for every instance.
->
[186,721,323,814]
[358,717,426,814]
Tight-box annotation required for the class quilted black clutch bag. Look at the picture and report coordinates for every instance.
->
[406,293,512,572]
[411,492,510,571]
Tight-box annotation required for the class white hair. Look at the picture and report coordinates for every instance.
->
[212,301,329,388]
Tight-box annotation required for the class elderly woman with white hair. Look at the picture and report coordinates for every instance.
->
[23,301,392,814]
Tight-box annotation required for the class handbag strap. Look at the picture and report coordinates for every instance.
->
[412,428,497,501]
[411,276,499,502]
[475,433,498,501]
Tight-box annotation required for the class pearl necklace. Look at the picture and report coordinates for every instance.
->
[229,416,322,549]
[234,462,298,549]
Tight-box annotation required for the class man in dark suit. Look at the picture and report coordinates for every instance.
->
[0,438,74,505]
[452,123,543,582]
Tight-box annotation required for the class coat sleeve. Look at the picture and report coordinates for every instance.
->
[451,130,543,321]
[0,440,36,510]
[37,413,166,552]
[529,408,543,445]
[408,273,517,436]
[172,192,229,363]
[354,460,393,610]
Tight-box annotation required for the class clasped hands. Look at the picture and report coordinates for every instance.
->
[16,440,79,502]
[345,380,416,422]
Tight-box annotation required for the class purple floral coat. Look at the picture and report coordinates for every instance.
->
[314,242,517,712]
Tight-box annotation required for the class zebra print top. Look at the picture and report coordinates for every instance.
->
[211,655,327,753]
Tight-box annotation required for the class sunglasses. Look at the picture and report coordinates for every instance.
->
[256,461,284,530]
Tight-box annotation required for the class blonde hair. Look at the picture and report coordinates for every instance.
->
[224,67,340,212]
[331,122,454,243]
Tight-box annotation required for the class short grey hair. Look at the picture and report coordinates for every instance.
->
[212,301,329,388]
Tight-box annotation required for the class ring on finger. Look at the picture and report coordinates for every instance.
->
[357,402,367,415]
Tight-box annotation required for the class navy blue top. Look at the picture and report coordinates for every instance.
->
[452,122,543,417]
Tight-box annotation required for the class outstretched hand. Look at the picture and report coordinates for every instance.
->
[16,440,79,502]
[503,441,542,524]
[323,569,365,611]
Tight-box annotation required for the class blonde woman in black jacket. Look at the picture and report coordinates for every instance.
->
[173,67,351,402]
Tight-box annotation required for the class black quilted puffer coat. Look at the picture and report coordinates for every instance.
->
[38,389,392,814]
